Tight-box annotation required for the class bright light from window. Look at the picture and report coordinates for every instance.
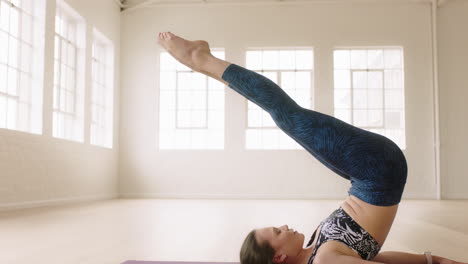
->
[333,48,406,149]
[245,49,314,150]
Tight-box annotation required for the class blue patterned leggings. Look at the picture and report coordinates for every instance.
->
[221,64,407,206]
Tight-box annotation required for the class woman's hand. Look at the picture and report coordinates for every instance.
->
[435,256,468,264]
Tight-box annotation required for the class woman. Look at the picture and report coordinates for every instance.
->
[156,32,464,264]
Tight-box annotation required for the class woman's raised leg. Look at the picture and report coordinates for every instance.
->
[157,32,407,207]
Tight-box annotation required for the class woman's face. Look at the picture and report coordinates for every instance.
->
[255,224,305,264]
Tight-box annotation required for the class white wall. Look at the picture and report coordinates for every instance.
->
[438,0,468,199]
[119,1,442,200]
[0,0,121,210]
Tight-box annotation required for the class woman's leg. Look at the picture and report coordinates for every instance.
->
[158,32,408,207]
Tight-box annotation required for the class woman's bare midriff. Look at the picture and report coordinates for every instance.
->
[341,195,399,246]
[307,195,399,260]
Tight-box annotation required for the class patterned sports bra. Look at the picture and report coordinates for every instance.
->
[306,207,381,263]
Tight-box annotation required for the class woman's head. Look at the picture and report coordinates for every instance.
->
[240,225,305,264]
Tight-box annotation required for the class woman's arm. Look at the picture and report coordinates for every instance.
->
[372,251,465,264]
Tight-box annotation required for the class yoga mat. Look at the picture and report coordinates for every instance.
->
[122,261,240,264]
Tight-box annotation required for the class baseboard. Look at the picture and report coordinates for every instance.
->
[0,194,119,212]
[442,193,468,199]
[119,192,348,200]
[119,192,460,200]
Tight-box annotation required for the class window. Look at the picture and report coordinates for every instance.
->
[333,48,406,149]
[91,28,114,148]
[159,50,225,150]
[53,0,85,142]
[245,49,314,149]
[0,0,45,134]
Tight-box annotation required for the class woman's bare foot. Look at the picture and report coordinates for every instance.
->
[157,32,212,72]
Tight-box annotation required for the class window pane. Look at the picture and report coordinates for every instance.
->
[262,50,279,70]
[295,50,313,70]
[8,36,18,68]
[281,71,295,90]
[334,89,351,108]
[0,31,8,64]
[67,44,75,67]
[91,105,97,122]
[177,110,191,127]
[191,110,206,127]
[7,68,18,95]
[353,89,367,109]
[11,0,20,7]
[351,50,367,69]
[65,91,74,113]
[354,109,367,127]
[7,97,17,129]
[385,111,402,129]
[352,71,367,89]
[177,91,191,110]
[248,109,262,127]
[385,89,404,109]
[66,66,75,91]
[368,49,384,69]
[160,52,177,71]
[160,71,176,90]
[334,109,351,123]
[334,70,350,89]
[159,110,175,129]
[20,43,31,72]
[55,15,61,35]
[191,90,206,110]
[208,110,223,129]
[385,69,403,89]
[10,7,19,38]
[246,51,262,70]
[19,72,30,100]
[368,89,383,109]
[53,60,59,85]
[263,111,275,127]
[0,64,6,93]
[368,71,383,89]
[160,91,176,110]
[61,40,67,65]
[21,13,32,44]
[260,71,277,84]
[59,88,66,111]
[384,49,402,69]
[67,23,76,43]
[0,96,6,127]
[334,50,350,69]
[368,109,383,127]
[60,63,66,88]
[54,36,60,59]
[53,86,59,109]
[0,2,10,32]
[295,72,310,90]
[263,129,279,149]
[279,50,295,70]
[207,90,223,110]
[21,0,33,14]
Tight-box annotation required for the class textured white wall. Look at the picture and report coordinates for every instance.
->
[119,2,442,200]
[438,0,468,199]
[0,0,121,210]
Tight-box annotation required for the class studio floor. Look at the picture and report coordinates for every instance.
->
[0,199,467,264]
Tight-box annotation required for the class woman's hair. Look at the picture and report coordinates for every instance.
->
[240,229,276,264]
